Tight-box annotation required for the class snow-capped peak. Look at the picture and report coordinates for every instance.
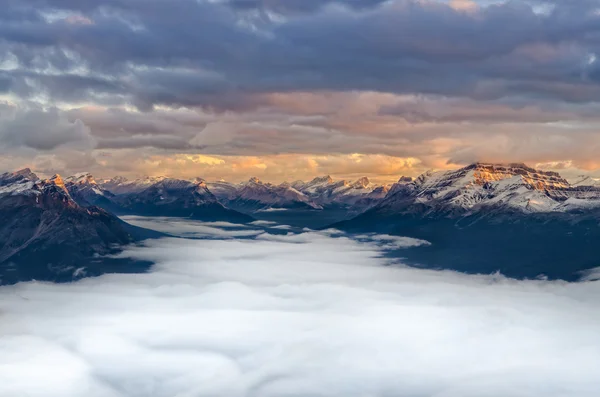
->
[414,163,570,193]
[65,172,97,185]
[0,168,39,185]
[99,175,167,195]
[379,162,600,215]
[351,177,370,189]
[105,176,128,184]
[0,169,40,196]
[13,168,39,180]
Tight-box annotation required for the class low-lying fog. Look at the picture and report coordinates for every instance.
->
[1,217,599,397]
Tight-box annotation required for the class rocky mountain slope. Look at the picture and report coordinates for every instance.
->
[293,175,391,211]
[370,162,600,216]
[334,163,600,281]
[65,172,118,209]
[112,178,253,223]
[209,177,322,212]
[208,175,390,215]
[0,169,151,284]
[100,176,167,195]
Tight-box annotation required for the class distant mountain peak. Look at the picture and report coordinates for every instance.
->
[310,175,334,184]
[99,175,168,195]
[453,162,570,189]
[193,177,208,188]
[48,174,66,188]
[13,168,38,180]
[352,177,370,189]
[65,172,97,185]
[377,162,594,216]
[0,168,39,188]
[107,176,128,184]
[248,176,261,184]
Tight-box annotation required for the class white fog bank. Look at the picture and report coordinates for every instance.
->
[1,217,599,397]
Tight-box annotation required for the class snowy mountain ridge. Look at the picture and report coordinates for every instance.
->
[206,175,390,212]
[100,175,168,195]
[209,177,322,211]
[10,162,600,218]
[379,162,600,215]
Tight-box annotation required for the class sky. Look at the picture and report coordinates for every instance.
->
[2,0,600,183]
[1,217,599,397]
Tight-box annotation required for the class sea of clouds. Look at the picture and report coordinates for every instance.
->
[1,217,599,397]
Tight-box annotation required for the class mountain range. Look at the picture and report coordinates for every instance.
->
[3,162,600,284]
[205,175,389,215]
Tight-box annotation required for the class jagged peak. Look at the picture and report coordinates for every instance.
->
[106,175,128,184]
[9,168,39,181]
[193,177,208,188]
[65,172,97,185]
[41,174,74,199]
[48,174,65,187]
[309,175,334,184]
[352,177,370,189]
[14,168,36,177]
[0,168,39,187]
[248,177,262,184]
[398,176,414,183]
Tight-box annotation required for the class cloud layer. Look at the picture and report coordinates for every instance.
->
[2,0,600,180]
[1,218,599,397]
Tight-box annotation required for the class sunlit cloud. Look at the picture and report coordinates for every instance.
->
[2,0,600,179]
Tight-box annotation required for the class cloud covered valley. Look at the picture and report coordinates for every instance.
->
[1,218,599,397]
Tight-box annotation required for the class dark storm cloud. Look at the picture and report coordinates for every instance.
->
[96,135,202,150]
[378,96,600,124]
[0,105,95,152]
[1,0,600,111]
[0,74,12,93]
[226,0,388,13]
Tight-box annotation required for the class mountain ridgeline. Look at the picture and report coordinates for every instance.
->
[334,163,600,280]
[0,169,154,284]
[4,162,600,284]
